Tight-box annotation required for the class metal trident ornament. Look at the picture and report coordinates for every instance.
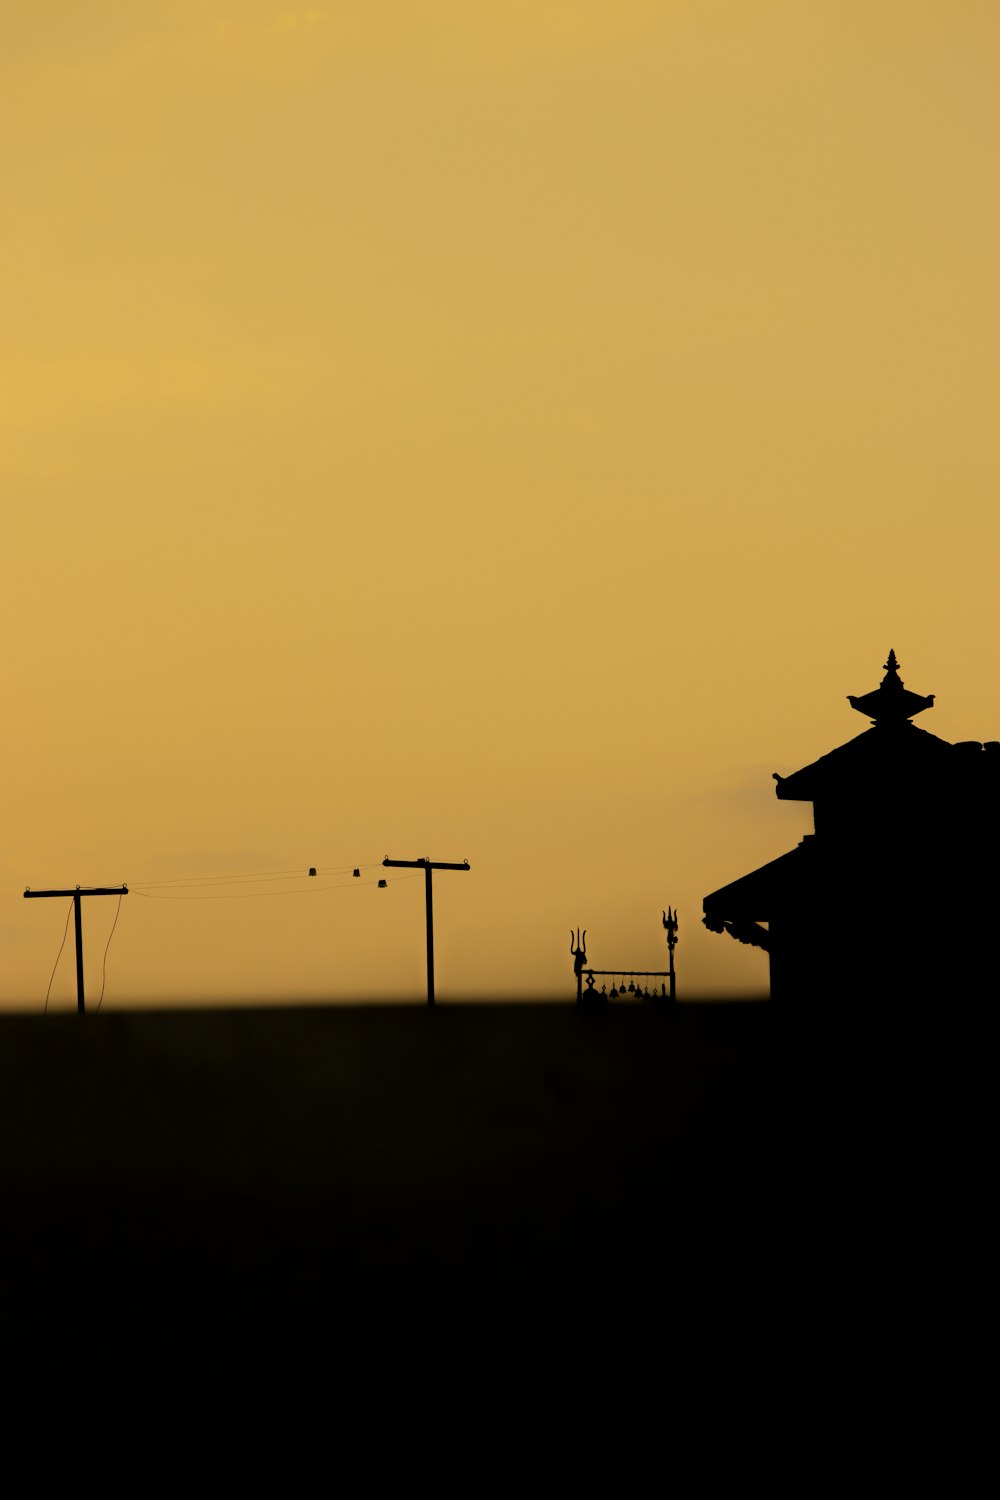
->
[570,914,677,1006]
[662,907,679,1003]
[571,928,588,1001]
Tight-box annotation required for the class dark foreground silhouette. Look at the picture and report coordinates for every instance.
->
[0,1001,986,1467]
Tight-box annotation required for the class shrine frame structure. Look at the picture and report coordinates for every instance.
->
[571,908,678,1006]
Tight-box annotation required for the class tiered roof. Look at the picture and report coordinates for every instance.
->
[773,651,952,803]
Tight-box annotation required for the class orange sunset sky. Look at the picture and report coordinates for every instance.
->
[3,1,999,1007]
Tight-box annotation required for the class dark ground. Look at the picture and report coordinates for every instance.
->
[0,1001,989,1467]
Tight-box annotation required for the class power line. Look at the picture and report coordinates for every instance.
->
[26,857,443,1007]
[95,892,124,1013]
[130,872,424,900]
[129,861,383,890]
[44,900,74,1014]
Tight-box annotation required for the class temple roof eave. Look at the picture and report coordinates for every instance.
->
[703,841,812,924]
[773,723,956,801]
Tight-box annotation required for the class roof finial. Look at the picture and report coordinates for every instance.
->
[847,650,934,725]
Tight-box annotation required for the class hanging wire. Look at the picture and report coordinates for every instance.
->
[95,892,124,1013]
[129,865,331,887]
[129,872,425,900]
[29,863,419,1012]
[44,899,74,1014]
[129,861,383,890]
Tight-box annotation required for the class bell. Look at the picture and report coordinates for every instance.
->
[627,979,635,993]
[377,879,387,889]
[308,868,317,877]
[352,868,361,878]
[609,984,618,999]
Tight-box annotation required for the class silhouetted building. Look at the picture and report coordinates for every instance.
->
[703,652,1000,1005]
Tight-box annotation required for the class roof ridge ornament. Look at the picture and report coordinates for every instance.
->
[847,648,935,725]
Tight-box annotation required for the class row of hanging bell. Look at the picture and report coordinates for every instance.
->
[603,978,668,1000]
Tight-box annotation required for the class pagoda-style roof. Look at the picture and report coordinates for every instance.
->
[702,650,1000,999]
[773,721,955,802]
[773,651,952,803]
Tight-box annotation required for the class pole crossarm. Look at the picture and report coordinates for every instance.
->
[24,886,128,1014]
[24,887,129,899]
[382,860,470,872]
[382,857,470,1005]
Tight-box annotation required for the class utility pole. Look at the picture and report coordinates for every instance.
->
[23,886,128,1014]
[382,857,470,1006]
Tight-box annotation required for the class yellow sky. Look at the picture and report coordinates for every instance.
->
[3,1,999,1006]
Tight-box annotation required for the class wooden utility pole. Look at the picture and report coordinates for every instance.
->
[381,857,470,1006]
[23,886,128,1014]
